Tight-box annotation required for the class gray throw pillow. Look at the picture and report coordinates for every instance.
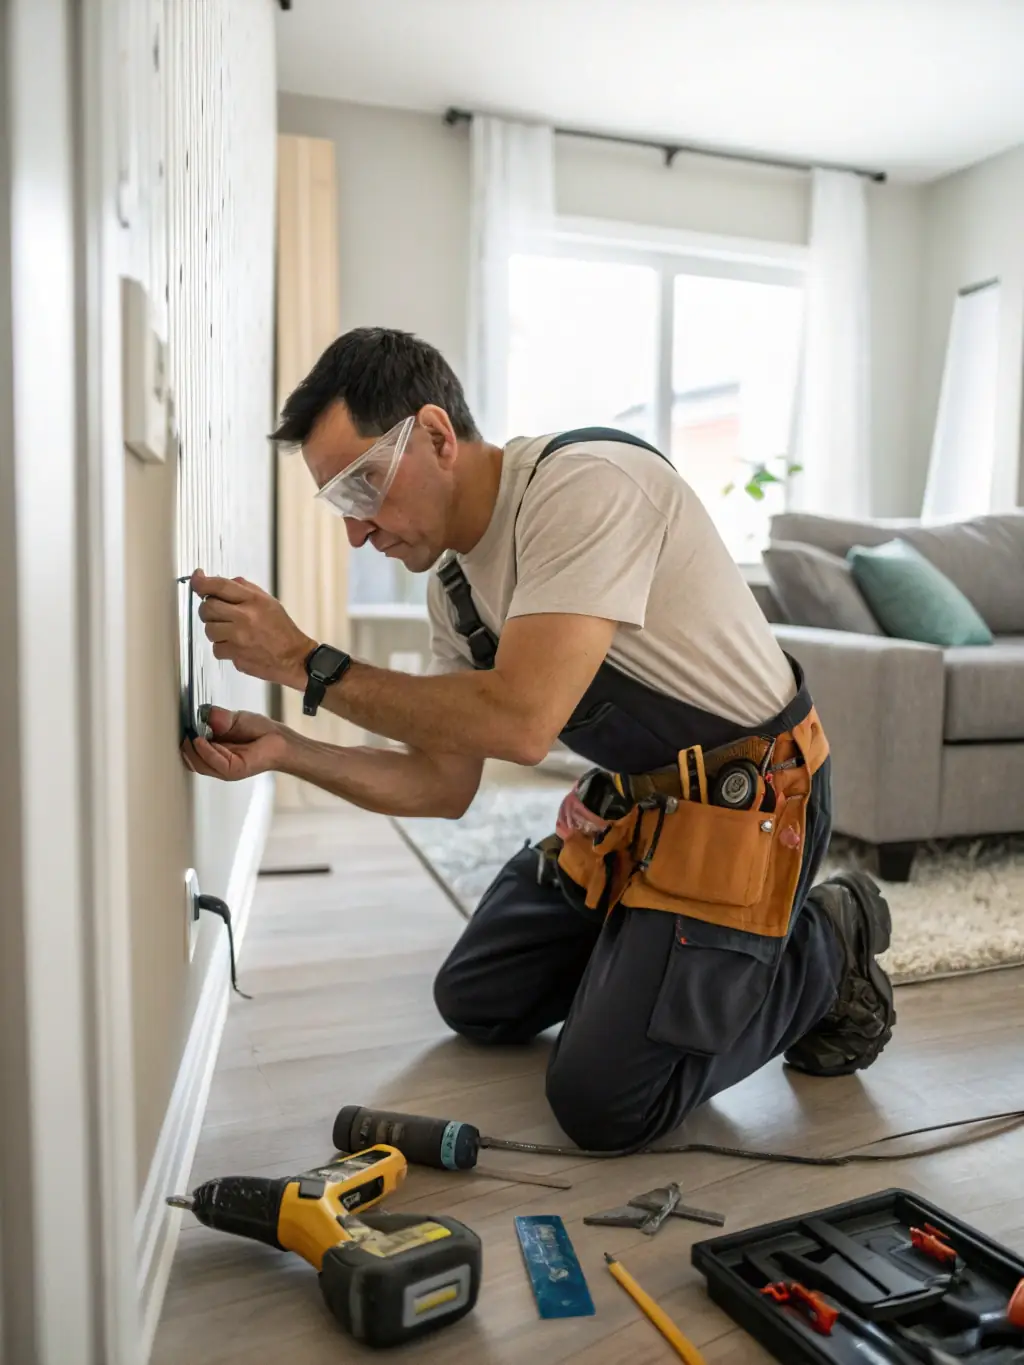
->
[763,540,883,634]
[899,514,1024,634]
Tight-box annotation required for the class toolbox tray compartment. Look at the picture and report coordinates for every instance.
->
[692,1187,1024,1365]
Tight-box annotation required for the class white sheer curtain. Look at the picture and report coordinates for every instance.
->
[789,168,872,517]
[466,115,555,443]
[921,280,1001,520]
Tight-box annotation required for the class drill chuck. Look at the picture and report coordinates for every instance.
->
[183,1175,289,1249]
[333,1105,481,1171]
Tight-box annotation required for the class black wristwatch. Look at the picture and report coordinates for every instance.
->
[302,643,351,716]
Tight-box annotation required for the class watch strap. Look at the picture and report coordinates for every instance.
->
[302,644,350,717]
[302,677,327,717]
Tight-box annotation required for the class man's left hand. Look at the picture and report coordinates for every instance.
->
[191,569,316,689]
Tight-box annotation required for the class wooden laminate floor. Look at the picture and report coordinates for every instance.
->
[152,795,1024,1365]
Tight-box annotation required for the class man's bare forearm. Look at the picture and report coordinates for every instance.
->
[276,729,481,818]
[288,658,548,766]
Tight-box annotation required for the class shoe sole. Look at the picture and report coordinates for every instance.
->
[824,870,896,1074]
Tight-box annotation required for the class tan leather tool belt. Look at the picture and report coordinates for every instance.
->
[554,707,830,939]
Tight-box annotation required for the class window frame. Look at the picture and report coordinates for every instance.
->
[517,214,808,468]
[350,219,809,607]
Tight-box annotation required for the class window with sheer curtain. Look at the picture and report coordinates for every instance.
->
[507,229,806,563]
[349,225,806,606]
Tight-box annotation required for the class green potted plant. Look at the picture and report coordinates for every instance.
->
[722,453,802,502]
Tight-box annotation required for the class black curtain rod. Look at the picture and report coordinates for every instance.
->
[443,107,886,183]
[959,276,999,297]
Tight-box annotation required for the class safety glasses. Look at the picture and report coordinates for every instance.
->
[314,415,415,520]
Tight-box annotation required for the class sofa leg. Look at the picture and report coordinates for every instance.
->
[877,842,916,883]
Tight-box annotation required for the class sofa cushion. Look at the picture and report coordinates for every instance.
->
[770,511,1024,632]
[763,540,882,633]
[848,540,994,647]
[944,636,1024,741]
[898,515,1024,634]
[769,512,918,557]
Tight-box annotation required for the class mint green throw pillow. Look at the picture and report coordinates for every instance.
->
[847,539,993,646]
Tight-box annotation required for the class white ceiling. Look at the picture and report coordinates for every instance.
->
[276,0,1024,183]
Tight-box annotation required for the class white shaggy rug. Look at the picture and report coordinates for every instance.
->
[396,784,1024,986]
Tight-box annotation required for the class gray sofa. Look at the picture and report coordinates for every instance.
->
[760,511,1024,880]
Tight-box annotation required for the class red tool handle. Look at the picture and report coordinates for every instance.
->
[1008,1278,1024,1329]
[760,1281,839,1336]
[910,1222,958,1266]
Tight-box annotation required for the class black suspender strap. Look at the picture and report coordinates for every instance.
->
[436,555,499,670]
[528,425,667,468]
[437,428,671,671]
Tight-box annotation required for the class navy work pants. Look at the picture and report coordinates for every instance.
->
[433,763,842,1151]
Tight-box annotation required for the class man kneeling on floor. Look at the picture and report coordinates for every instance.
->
[182,326,896,1153]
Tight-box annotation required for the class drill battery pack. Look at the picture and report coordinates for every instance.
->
[321,1210,483,1350]
[692,1187,1024,1365]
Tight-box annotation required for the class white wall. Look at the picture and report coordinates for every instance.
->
[917,144,1024,511]
[124,0,277,1199]
[2,0,106,1356]
[277,94,927,516]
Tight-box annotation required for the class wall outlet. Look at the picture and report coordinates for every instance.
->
[184,868,200,961]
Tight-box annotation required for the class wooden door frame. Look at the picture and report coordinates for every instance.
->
[274,132,359,803]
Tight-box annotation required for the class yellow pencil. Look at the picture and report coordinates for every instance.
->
[604,1252,708,1365]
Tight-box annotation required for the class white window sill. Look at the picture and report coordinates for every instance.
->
[349,559,768,622]
[349,602,430,622]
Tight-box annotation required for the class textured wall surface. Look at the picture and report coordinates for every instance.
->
[126,0,276,1196]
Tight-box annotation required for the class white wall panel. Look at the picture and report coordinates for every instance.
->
[167,0,276,730]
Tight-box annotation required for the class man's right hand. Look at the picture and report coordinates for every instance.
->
[181,706,288,782]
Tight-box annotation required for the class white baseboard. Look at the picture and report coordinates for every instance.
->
[134,773,275,1362]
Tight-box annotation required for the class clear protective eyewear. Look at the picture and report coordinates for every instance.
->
[314,415,415,520]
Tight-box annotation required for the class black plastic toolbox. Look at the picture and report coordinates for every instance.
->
[691,1187,1024,1364]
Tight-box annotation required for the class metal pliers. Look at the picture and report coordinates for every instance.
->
[583,1182,725,1236]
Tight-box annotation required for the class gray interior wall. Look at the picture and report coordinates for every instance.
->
[276,97,472,379]
[554,134,809,242]
[277,93,927,518]
[866,181,926,515]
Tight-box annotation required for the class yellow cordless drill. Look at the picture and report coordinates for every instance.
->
[168,1145,482,1349]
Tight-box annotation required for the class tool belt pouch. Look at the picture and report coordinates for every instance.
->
[556,811,639,916]
[557,710,828,939]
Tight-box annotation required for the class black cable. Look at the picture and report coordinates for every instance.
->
[481,1107,1024,1166]
[197,894,251,999]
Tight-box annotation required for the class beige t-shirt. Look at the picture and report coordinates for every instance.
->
[426,434,796,726]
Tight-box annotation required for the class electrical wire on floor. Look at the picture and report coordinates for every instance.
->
[480,1107,1024,1167]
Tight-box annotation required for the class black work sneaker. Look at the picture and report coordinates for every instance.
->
[784,871,896,1077]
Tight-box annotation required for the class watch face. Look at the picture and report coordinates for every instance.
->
[309,645,348,683]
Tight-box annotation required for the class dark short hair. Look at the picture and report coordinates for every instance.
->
[270,327,480,445]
